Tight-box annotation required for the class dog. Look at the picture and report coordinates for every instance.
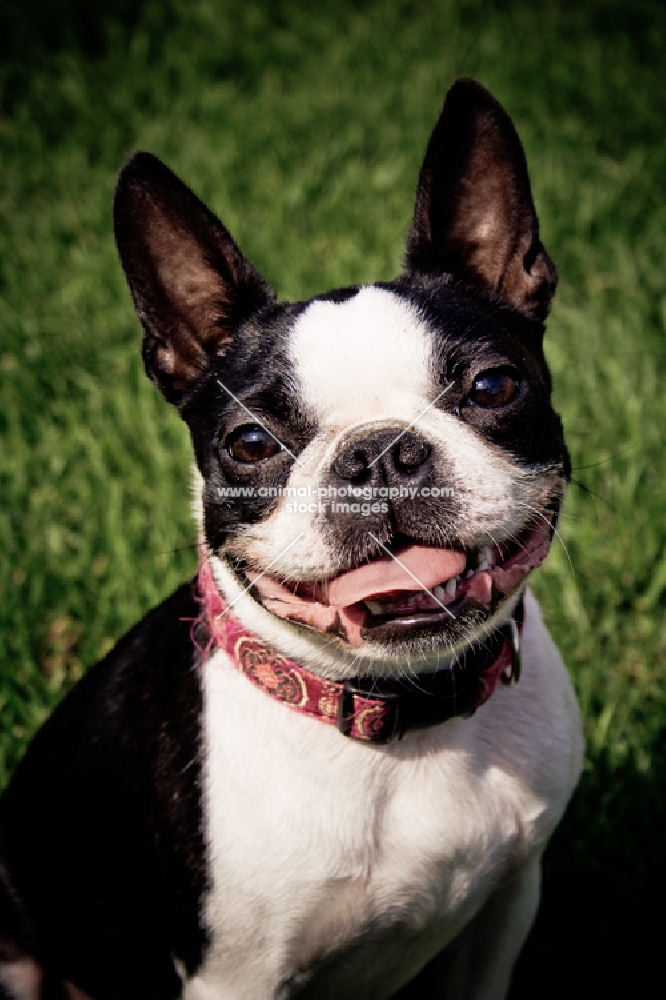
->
[0,79,583,999]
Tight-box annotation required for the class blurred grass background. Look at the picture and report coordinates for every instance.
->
[0,0,664,995]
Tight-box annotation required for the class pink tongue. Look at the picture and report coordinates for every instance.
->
[324,545,466,605]
[246,545,467,648]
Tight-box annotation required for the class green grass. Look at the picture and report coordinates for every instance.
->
[1,0,665,994]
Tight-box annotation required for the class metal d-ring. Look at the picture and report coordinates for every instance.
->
[501,616,522,686]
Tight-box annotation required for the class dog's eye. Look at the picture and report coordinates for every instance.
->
[468,368,521,408]
[226,425,282,463]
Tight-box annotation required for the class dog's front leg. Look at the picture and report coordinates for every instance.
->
[395,855,541,1000]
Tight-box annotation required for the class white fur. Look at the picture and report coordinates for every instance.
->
[183,589,583,998]
[290,287,433,427]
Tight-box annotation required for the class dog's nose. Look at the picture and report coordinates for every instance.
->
[332,428,432,485]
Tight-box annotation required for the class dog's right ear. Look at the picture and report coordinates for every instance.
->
[113,152,275,406]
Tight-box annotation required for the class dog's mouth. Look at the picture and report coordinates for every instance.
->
[243,520,553,648]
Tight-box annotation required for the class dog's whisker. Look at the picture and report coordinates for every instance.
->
[515,501,575,580]
[213,533,306,620]
[568,476,615,514]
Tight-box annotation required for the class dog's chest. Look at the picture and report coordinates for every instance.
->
[184,650,545,999]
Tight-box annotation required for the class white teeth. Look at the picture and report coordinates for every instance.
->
[434,579,457,602]
[474,546,495,572]
[465,568,475,579]
[364,600,384,615]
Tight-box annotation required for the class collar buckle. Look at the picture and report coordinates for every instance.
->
[337,683,403,744]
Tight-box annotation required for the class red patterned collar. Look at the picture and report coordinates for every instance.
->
[196,559,523,745]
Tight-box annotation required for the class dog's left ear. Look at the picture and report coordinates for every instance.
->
[114,152,275,406]
[404,79,556,321]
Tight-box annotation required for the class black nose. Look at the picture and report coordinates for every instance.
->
[332,427,432,485]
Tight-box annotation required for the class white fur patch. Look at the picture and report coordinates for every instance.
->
[290,287,433,427]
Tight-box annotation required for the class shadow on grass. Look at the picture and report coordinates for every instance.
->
[511,743,666,997]
[0,0,148,112]
[0,0,144,57]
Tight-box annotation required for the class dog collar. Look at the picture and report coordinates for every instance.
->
[195,560,524,745]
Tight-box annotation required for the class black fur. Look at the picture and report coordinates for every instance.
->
[0,585,206,998]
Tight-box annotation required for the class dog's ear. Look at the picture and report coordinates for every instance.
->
[404,79,556,321]
[114,152,275,405]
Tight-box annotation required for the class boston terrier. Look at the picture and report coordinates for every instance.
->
[0,79,583,1000]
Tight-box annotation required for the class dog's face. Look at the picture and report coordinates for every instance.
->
[114,79,567,674]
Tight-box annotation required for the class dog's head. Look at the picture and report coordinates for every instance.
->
[114,79,567,677]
